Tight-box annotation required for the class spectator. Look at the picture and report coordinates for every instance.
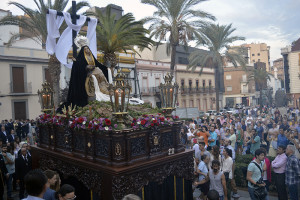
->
[250,129,261,155]
[208,126,217,151]
[15,147,32,199]
[229,128,236,149]
[56,184,76,200]
[271,145,288,200]
[195,142,210,163]
[247,149,267,200]
[277,128,289,148]
[196,154,210,200]
[195,160,228,200]
[0,145,9,200]
[207,189,220,200]
[221,148,233,200]
[23,169,48,200]
[50,172,61,192]
[43,170,57,200]
[285,145,300,200]
[2,144,15,200]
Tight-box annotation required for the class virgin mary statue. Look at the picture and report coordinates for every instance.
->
[67,35,111,107]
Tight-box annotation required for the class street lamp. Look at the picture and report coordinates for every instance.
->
[159,74,179,117]
[108,72,131,125]
[37,82,54,113]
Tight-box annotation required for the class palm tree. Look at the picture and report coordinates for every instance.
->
[248,67,271,108]
[141,0,215,75]
[0,0,89,107]
[188,23,247,112]
[91,6,153,75]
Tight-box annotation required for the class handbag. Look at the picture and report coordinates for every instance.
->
[251,162,267,200]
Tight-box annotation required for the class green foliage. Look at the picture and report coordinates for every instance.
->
[275,89,287,107]
[188,23,246,111]
[141,0,215,73]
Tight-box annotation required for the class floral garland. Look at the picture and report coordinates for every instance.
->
[38,113,179,131]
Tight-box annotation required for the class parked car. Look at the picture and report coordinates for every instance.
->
[199,111,206,118]
[226,108,235,114]
[206,110,217,116]
[219,109,227,115]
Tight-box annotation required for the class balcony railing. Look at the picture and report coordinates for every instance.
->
[10,82,32,94]
[141,87,160,96]
[180,87,215,94]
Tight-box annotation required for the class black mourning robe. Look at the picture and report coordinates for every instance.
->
[67,46,109,107]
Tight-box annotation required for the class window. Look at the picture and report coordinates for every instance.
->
[181,79,185,88]
[196,80,199,90]
[257,53,260,56]
[226,86,232,91]
[43,67,53,88]
[252,54,255,56]
[226,75,232,80]
[11,66,25,93]
[155,77,160,87]
[252,59,255,62]
[178,57,188,64]
[182,100,186,108]
[12,100,27,120]
[189,100,194,107]
[209,80,212,87]
[258,59,261,62]
[202,80,206,87]
[189,79,192,89]
[197,99,200,110]
[242,74,247,82]
[142,77,148,93]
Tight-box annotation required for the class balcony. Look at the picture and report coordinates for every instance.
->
[141,87,160,96]
[180,87,215,95]
[10,82,32,95]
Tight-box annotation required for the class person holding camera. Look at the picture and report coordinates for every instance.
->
[246,149,267,200]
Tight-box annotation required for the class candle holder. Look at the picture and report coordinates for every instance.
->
[37,82,54,113]
[108,72,131,126]
[159,74,179,117]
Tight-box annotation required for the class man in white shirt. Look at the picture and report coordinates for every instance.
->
[23,169,48,200]
[221,148,233,200]
[246,114,253,126]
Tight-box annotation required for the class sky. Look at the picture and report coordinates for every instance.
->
[2,0,300,63]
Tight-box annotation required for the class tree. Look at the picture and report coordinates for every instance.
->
[141,0,215,75]
[188,23,247,111]
[91,6,153,75]
[0,0,89,107]
[248,67,271,108]
[275,89,288,107]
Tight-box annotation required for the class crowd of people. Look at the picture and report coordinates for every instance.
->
[181,106,300,200]
[0,119,78,200]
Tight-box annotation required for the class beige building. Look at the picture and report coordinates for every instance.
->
[242,43,271,71]
[281,38,300,107]
[272,58,284,80]
[223,66,256,107]
[0,46,49,120]
[176,64,215,111]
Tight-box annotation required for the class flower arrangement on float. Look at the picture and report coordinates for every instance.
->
[37,112,179,132]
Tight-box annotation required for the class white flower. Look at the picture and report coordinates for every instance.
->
[105,126,109,130]
[137,121,141,124]
[83,121,86,125]
[152,118,155,120]
[94,122,97,125]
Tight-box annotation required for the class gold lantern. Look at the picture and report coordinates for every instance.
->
[37,82,54,113]
[159,74,179,117]
[108,72,131,124]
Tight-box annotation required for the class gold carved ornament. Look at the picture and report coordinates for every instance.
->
[115,143,122,156]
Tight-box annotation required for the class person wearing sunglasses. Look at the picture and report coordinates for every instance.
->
[56,184,76,200]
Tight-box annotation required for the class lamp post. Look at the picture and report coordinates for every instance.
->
[159,74,179,117]
[38,82,54,113]
[108,72,131,125]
